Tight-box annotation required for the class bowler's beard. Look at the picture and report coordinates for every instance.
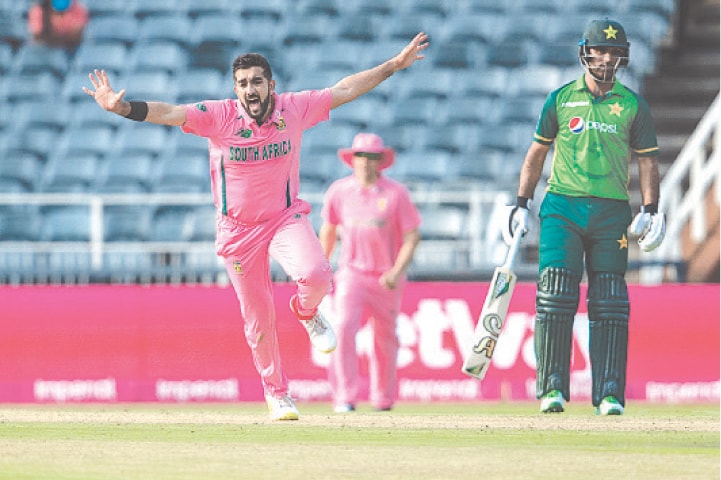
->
[244,94,273,125]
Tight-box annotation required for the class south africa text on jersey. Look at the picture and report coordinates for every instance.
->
[228,140,292,163]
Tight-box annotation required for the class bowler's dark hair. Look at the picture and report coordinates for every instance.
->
[232,53,273,81]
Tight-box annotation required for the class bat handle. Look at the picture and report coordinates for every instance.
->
[504,226,525,271]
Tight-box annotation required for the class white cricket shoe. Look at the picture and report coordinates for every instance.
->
[334,403,355,413]
[539,390,564,413]
[596,396,624,416]
[290,295,337,353]
[266,394,299,421]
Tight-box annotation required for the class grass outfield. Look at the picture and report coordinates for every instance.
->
[0,402,717,480]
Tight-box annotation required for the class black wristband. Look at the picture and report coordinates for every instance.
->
[641,203,658,214]
[517,196,530,209]
[124,101,148,122]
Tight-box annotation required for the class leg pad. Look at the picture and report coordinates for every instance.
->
[535,267,581,401]
[588,273,629,406]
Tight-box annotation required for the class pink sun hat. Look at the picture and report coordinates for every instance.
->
[338,132,395,170]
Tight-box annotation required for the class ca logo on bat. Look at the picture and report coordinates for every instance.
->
[471,313,502,359]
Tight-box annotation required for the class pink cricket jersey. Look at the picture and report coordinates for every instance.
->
[322,175,421,275]
[27,1,89,37]
[181,90,332,224]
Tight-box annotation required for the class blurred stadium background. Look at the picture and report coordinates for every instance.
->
[0,0,718,286]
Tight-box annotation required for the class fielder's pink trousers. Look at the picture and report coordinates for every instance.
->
[328,268,403,410]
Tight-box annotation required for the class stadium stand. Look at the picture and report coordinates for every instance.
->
[0,0,701,284]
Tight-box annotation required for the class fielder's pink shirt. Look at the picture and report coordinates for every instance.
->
[181,90,332,224]
[322,175,421,275]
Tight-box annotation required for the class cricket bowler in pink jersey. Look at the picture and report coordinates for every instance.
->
[83,33,429,421]
[320,133,421,412]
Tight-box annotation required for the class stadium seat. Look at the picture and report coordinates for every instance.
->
[176,69,227,104]
[339,0,393,17]
[241,0,285,21]
[0,206,43,241]
[627,0,675,18]
[190,205,218,242]
[133,0,189,19]
[154,152,209,193]
[418,205,468,240]
[396,0,449,19]
[6,72,59,104]
[188,15,242,72]
[443,96,495,126]
[40,206,91,242]
[186,0,239,18]
[5,124,60,161]
[379,14,436,42]
[314,40,368,72]
[175,133,209,157]
[392,149,452,185]
[330,98,387,130]
[12,44,69,78]
[514,65,564,99]
[295,0,341,17]
[501,13,554,43]
[458,67,510,99]
[0,13,28,49]
[432,41,477,70]
[189,41,235,74]
[399,69,454,101]
[72,43,129,77]
[336,15,379,43]
[440,13,505,45]
[0,153,42,192]
[390,97,438,127]
[417,125,466,154]
[16,99,70,132]
[0,43,12,75]
[41,151,100,193]
[58,125,113,157]
[539,43,581,68]
[283,15,335,46]
[118,70,177,103]
[138,15,194,48]
[129,42,189,76]
[116,124,169,158]
[83,0,133,18]
[150,207,195,242]
[191,14,243,47]
[83,16,140,48]
[451,150,504,185]
[98,153,154,193]
[377,125,415,154]
[487,41,533,69]
[103,205,152,242]
[69,101,124,130]
[411,206,470,275]
[498,96,546,125]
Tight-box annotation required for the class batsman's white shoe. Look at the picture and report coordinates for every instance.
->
[290,295,337,353]
[596,396,624,416]
[540,390,564,413]
[334,403,355,413]
[266,394,299,421]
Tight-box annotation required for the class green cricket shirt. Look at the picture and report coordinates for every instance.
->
[534,75,659,201]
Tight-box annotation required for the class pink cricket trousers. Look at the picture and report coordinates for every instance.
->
[215,204,332,398]
[328,267,403,410]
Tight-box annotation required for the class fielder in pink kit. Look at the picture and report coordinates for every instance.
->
[320,133,421,412]
[83,33,430,421]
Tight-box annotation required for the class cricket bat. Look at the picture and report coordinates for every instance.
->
[461,226,525,380]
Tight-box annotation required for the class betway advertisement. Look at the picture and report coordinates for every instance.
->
[0,284,717,404]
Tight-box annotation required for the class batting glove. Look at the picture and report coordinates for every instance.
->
[502,197,530,246]
[629,204,666,252]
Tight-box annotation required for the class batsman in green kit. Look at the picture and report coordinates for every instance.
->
[506,19,666,415]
